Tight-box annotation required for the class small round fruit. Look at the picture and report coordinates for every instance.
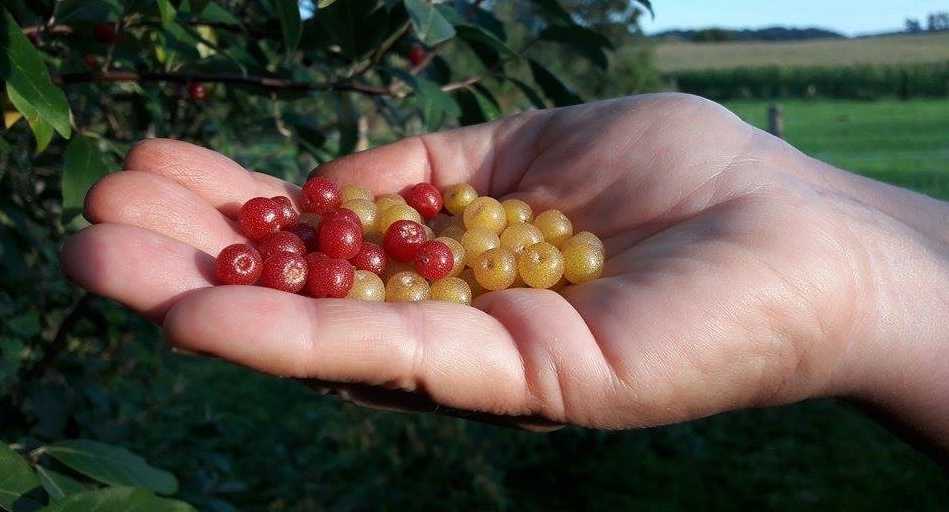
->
[463,197,507,233]
[377,203,423,234]
[351,242,387,276]
[341,199,378,234]
[257,231,306,260]
[403,183,443,219]
[215,243,262,285]
[471,247,517,291]
[562,243,605,284]
[270,196,299,228]
[408,45,427,67]
[375,193,407,215]
[323,208,362,229]
[302,177,341,214]
[460,268,485,298]
[461,228,500,266]
[533,209,574,247]
[499,223,544,255]
[306,257,354,298]
[259,253,308,293]
[83,54,98,70]
[286,223,319,252]
[188,82,207,101]
[384,219,426,262]
[435,237,465,277]
[347,270,385,302]
[414,240,454,281]
[93,23,117,43]
[518,242,565,289]
[562,231,605,253]
[443,183,478,216]
[439,224,467,242]
[341,184,373,202]
[385,271,431,302]
[239,197,282,241]
[502,198,533,225]
[430,277,472,305]
[319,217,363,259]
[384,259,414,281]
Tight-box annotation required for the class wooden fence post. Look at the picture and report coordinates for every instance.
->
[767,103,784,139]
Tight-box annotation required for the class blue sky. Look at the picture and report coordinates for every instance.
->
[641,0,947,36]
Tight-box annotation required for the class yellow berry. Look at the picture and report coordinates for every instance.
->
[499,223,544,255]
[375,194,407,215]
[502,198,533,224]
[517,242,565,289]
[430,277,472,305]
[463,197,507,233]
[341,184,373,202]
[562,243,605,284]
[439,224,467,242]
[471,247,517,291]
[443,183,478,216]
[299,213,322,229]
[461,228,500,266]
[533,209,574,247]
[347,270,385,301]
[435,236,465,277]
[342,198,378,234]
[460,268,485,298]
[385,271,431,302]
[562,231,604,253]
[377,203,423,234]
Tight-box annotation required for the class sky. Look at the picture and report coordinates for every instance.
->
[641,0,948,36]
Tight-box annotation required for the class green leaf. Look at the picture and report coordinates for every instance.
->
[317,0,337,7]
[44,441,177,495]
[528,58,581,107]
[196,2,242,26]
[53,0,121,23]
[456,85,500,126]
[6,84,53,154]
[507,78,546,109]
[415,77,460,132]
[275,0,301,56]
[156,0,176,25]
[454,25,517,59]
[529,0,573,25]
[636,0,654,17]
[335,93,358,157]
[38,487,196,512]
[314,0,390,60]
[61,136,112,222]
[539,25,611,69]
[35,468,86,502]
[0,9,72,138]
[403,0,455,46]
[0,443,42,512]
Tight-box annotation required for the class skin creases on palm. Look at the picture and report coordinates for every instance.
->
[61,93,880,430]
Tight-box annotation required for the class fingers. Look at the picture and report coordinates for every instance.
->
[123,138,302,217]
[61,223,214,321]
[315,109,551,196]
[84,171,246,255]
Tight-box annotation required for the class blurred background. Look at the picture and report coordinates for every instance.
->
[1,0,947,510]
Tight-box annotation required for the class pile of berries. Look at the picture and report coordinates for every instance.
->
[215,176,605,305]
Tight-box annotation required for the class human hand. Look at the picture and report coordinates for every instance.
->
[62,94,949,441]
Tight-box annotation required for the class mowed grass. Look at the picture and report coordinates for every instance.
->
[725,99,949,200]
[657,32,949,71]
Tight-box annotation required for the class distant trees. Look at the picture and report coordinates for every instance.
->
[927,12,949,32]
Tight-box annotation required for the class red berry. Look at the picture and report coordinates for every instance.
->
[305,257,354,298]
[215,243,263,285]
[259,253,308,293]
[319,217,363,259]
[302,177,341,214]
[257,231,306,260]
[408,45,427,67]
[93,23,117,44]
[239,197,282,241]
[351,242,387,277]
[403,183,443,219]
[383,219,427,262]
[323,208,361,229]
[271,195,299,228]
[286,223,319,252]
[188,82,207,101]
[27,31,41,46]
[414,240,453,280]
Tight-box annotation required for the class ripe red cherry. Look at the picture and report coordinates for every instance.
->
[93,23,117,44]
[383,219,427,262]
[323,208,361,229]
[286,223,319,252]
[414,240,453,280]
[259,253,308,293]
[188,82,207,101]
[302,177,341,214]
[305,258,354,298]
[319,217,363,259]
[270,195,299,228]
[83,54,99,70]
[257,231,306,260]
[351,242,387,276]
[402,183,443,219]
[408,45,427,67]
[239,197,282,241]
[215,244,262,285]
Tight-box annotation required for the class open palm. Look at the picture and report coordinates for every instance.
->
[63,94,882,429]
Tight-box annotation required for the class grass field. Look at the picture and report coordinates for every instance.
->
[656,32,949,71]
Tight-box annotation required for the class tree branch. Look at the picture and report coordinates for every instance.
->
[440,76,483,92]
